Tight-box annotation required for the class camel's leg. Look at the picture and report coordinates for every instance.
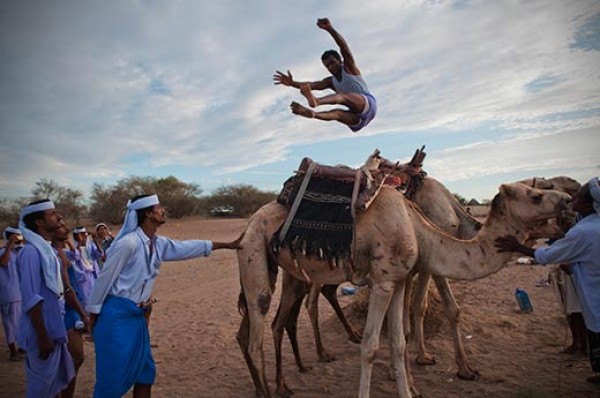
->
[320,284,362,343]
[306,283,336,362]
[412,272,437,366]
[285,297,308,372]
[432,275,480,380]
[237,309,266,397]
[237,244,274,397]
[387,280,418,398]
[389,272,416,382]
[358,281,394,398]
[272,272,310,398]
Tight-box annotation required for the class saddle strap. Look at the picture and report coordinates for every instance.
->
[278,162,317,243]
[349,169,362,273]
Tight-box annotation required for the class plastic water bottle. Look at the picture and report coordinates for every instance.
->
[515,288,533,313]
[341,286,357,295]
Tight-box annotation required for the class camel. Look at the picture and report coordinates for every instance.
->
[236,181,570,398]
[270,174,581,395]
[518,176,581,245]
[270,175,483,397]
[518,176,581,196]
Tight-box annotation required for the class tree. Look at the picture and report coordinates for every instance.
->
[204,184,277,217]
[452,193,467,206]
[0,197,28,232]
[88,176,202,223]
[31,178,87,225]
[153,176,202,218]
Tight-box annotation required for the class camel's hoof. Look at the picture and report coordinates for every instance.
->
[318,351,336,363]
[276,383,294,398]
[457,368,480,381]
[298,365,312,373]
[415,354,437,366]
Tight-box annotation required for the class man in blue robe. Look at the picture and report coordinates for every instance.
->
[496,177,600,384]
[87,194,243,397]
[17,199,75,398]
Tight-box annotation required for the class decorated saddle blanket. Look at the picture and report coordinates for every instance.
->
[272,174,355,265]
[272,148,427,265]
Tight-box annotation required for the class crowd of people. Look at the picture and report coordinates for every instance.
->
[0,194,242,397]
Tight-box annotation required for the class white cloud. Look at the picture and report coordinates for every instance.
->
[0,0,598,200]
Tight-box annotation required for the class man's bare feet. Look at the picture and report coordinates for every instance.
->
[290,101,315,118]
[300,84,318,108]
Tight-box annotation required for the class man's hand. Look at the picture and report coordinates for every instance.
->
[317,18,332,31]
[227,231,245,250]
[37,335,54,360]
[212,232,245,251]
[273,70,294,86]
[7,234,21,249]
[65,239,75,250]
[494,235,536,258]
[88,313,97,335]
[560,263,573,275]
[494,235,523,253]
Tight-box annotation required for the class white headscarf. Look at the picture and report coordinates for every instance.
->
[73,226,86,234]
[112,195,160,244]
[588,177,600,215]
[73,226,95,271]
[18,201,64,297]
[3,226,21,241]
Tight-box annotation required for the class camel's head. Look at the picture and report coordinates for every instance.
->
[518,176,581,197]
[491,183,571,230]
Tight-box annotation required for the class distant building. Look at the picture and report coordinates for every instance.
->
[466,198,480,206]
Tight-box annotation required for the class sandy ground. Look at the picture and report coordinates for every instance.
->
[1,216,599,398]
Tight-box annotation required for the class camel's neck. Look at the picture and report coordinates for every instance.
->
[452,200,483,239]
[411,204,522,281]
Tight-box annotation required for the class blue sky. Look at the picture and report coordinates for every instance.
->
[1,0,598,202]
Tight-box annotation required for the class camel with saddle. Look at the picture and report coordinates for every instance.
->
[235,149,571,398]
[268,154,485,398]
[263,154,579,396]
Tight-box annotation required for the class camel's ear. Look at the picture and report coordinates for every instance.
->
[535,178,554,190]
[499,184,516,198]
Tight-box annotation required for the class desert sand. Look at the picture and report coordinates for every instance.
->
[1,216,599,398]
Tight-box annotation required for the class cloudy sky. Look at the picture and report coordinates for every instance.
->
[1,0,599,203]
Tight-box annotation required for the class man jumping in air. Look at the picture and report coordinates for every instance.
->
[273,18,377,133]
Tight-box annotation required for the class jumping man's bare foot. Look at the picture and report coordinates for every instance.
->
[300,84,318,108]
[290,101,315,118]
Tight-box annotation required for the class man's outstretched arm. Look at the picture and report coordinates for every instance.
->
[273,70,332,91]
[317,18,360,75]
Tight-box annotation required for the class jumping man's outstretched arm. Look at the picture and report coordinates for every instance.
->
[317,18,360,75]
[273,70,332,91]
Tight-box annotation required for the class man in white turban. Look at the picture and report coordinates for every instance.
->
[496,177,600,384]
[87,194,243,398]
[17,199,75,398]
